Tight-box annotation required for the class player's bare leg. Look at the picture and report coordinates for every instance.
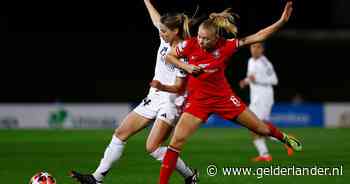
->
[146,119,173,153]
[71,111,152,184]
[261,120,295,157]
[147,119,198,184]
[236,109,302,152]
[158,113,202,184]
[251,132,272,162]
[115,111,153,141]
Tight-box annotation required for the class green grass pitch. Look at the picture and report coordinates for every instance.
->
[1,127,348,183]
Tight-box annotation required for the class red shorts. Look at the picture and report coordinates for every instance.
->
[184,95,247,122]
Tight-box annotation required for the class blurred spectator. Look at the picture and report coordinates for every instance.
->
[291,93,304,105]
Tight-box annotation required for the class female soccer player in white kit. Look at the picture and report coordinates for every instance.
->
[70,1,198,184]
[240,42,292,162]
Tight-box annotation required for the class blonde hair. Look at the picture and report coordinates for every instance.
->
[160,13,191,40]
[202,8,239,37]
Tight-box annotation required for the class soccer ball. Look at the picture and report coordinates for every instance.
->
[29,171,56,184]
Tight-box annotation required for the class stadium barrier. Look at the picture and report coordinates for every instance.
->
[0,103,349,129]
[0,103,130,129]
[325,103,350,128]
[204,103,324,128]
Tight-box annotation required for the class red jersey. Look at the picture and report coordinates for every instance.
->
[176,37,239,104]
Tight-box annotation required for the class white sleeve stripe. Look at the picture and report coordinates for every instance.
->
[176,47,182,57]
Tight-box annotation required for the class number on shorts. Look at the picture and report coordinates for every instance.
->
[143,98,152,106]
[230,96,241,107]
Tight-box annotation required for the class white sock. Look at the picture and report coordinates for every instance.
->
[268,136,279,142]
[253,138,270,156]
[150,146,193,178]
[93,136,125,181]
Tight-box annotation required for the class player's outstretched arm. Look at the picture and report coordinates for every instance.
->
[150,77,186,93]
[166,48,202,74]
[238,1,293,47]
[144,0,161,28]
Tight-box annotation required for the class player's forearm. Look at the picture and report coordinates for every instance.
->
[166,54,188,71]
[239,1,292,47]
[159,84,183,93]
[241,20,285,46]
[144,0,160,28]
[255,20,285,42]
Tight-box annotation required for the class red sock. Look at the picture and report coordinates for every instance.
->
[158,147,179,184]
[266,122,284,141]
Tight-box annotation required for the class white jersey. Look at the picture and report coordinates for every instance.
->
[133,37,187,126]
[247,55,278,104]
[151,37,186,102]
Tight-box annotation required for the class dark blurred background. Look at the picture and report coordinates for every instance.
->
[2,0,350,103]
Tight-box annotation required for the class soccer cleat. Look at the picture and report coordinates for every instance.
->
[283,133,302,152]
[251,155,272,162]
[185,169,199,184]
[70,171,102,184]
[284,144,294,156]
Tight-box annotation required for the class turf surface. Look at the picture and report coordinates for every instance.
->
[1,128,348,183]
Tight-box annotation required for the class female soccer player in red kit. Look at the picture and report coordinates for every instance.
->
[150,1,302,184]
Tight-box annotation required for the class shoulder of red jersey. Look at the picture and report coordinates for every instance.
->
[176,37,197,57]
[181,37,197,49]
[220,38,239,56]
[226,39,239,49]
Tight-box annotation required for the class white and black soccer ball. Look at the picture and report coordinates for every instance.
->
[29,171,56,184]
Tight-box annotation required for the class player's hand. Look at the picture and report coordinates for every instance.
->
[240,75,255,88]
[239,79,248,88]
[149,80,164,90]
[248,75,256,82]
[280,1,293,23]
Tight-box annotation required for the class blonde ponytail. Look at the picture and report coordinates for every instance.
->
[181,14,191,39]
[209,8,239,37]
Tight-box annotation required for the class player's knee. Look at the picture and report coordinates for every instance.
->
[114,128,128,141]
[145,142,158,154]
[170,135,186,149]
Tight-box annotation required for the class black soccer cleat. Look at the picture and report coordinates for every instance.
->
[185,169,199,184]
[70,170,102,184]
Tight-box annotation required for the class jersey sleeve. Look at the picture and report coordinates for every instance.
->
[176,38,194,57]
[175,58,188,78]
[224,39,239,56]
[247,58,255,77]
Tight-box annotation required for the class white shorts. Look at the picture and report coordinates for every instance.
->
[133,92,180,126]
[249,99,273,121]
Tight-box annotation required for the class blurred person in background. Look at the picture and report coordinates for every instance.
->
[291,92,304,105]
[239,42,293,162]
